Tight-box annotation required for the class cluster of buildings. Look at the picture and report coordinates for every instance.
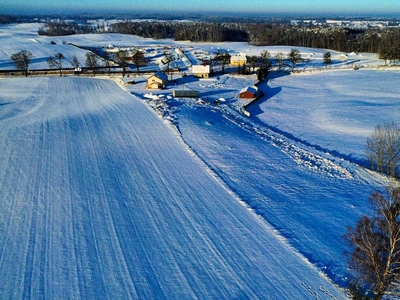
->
[145,52,259,102]
[290,19,399,29]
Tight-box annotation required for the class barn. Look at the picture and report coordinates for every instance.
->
[239,86,259,99]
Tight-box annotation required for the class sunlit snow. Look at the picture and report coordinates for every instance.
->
[0,22,398,299]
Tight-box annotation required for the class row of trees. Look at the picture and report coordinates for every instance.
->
[10,49,147,77]
[366,122,400,178]
[241,48,331,79]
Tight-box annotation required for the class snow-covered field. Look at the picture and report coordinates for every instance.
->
[253,69,400,163]
[0,23,398,299]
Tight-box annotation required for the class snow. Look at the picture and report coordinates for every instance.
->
[0,76,346,299]
[0,23,398,299]
[253,69,400,163]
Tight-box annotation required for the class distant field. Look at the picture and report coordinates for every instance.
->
[251,69,400,163]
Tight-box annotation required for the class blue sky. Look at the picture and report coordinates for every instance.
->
[2,0,400,15]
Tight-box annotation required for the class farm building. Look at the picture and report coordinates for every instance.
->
[172,90,199,98]
[117,49,142,62]
[239,86,259,99]
[146,71,168,89]
[230,53,247,66]
[192,65,210,78]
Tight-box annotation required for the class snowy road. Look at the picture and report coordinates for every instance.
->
[0,77,344,299]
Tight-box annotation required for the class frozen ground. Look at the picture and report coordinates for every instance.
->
[0,23,398,299]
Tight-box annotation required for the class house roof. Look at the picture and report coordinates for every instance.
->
[240,86,258,95]
[150,71,168,81]
[231,54,247,61]
[192,65,210,74]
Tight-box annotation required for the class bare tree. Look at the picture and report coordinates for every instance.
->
[132,51,146,74]
[163,50,173,79]
[366,124,386,173]
[260,49,272,70]
[85,52,99,76]
[383,122,400,177]
[117,50,128,77]
[366,122,400,177]
[101,52,112,75]
[276,52,284,71]
[343,186,400,299]
[71,55,80,69]
[10,50,33,77]
[48,52,64,76]
[247,55,258,73]
[214,49,230,74]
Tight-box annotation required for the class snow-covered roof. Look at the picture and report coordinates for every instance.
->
[231,54,247,62]
[192,65,210,74]
[150,71,168,81]
[240,86,258,94]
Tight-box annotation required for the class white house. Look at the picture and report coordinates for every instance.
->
[192,65,210,78]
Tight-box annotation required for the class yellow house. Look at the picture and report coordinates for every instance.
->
[192,65,210,78]
[146,71,168,89]
[230,53,247,66]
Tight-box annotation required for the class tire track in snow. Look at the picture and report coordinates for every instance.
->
[221,105,354,180]
[22,119,46,299]
[0,77,346,299]
[81,112,142,300]
[143,98,344,299]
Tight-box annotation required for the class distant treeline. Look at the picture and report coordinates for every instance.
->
[0,15,28,24]
[37,20,400,63]
[38,21,105,36]
[110,21,249,42]
[109,21,400,61]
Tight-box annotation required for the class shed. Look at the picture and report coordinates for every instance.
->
[239,86,258,99]
[146,71,168,89]
[173,90,199,98]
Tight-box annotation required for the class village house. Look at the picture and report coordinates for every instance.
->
[192,65,210,78]
[146,71,168,89]
[117,49,140,62]
[239,86,259,99]
[230,53,247,66]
